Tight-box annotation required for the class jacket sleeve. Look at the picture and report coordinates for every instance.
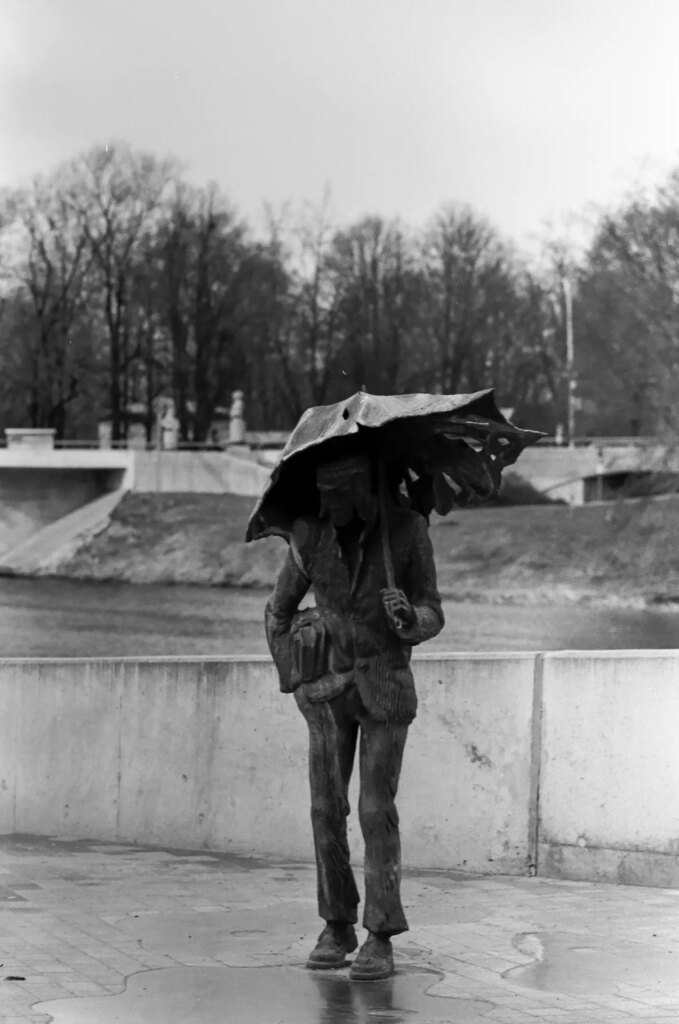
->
[399,513,445,645]
[264,531,312,692]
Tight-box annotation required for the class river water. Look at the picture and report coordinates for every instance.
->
[0,577,677,658]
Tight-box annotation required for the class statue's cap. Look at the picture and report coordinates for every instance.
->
[315,452,371,489]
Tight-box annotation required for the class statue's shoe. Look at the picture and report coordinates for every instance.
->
[349,933,394,981]
[306,922,358,970]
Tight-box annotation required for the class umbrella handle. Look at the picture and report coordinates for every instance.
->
[378,462,396,589]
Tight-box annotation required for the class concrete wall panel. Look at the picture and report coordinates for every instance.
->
[0,654,536,872]
[2,651,679,886]
[538,651,679,883]
[131,451,270,496]
[116,658,311,858]
[392,654,535,872]
[0,660,123,837]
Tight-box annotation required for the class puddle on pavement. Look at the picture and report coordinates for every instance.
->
[507,930,679,996]
[36,965,493,1024]
[0,886,27,903]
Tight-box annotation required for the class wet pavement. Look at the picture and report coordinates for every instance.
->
[0,835,677,1023]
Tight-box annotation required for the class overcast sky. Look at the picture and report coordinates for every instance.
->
[1,0,678,253]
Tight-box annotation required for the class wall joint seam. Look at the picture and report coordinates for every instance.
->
[527,652,545,876]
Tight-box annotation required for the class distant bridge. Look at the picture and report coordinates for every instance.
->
[250,434,679,506]
[0,433,676,558]
[516,439,679,504]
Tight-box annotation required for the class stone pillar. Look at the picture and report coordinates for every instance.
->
[160,400,180,451]
[98,421,112,449]
[229,390,246,444]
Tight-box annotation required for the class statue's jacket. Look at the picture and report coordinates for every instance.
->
[265,508,444,723]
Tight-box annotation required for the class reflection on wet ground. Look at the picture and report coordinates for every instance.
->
[1,836,678,1023]
[508,929,679,997]
[39,965,493,1024]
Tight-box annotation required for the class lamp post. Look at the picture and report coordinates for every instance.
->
[562,277,576,448]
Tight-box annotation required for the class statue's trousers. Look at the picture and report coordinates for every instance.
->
[296,684,409,937]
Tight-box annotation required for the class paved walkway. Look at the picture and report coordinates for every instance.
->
[0,835,677,1023]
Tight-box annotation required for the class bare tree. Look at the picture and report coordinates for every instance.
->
[421,205,512,393]
[1,136,612,443]
[331,215,427,394]
[576,175,679,437]
[66,143,176,440]
[0,175,94,435]
[158,182,252,441]
[248,199,349,426]
[240,210,299,427]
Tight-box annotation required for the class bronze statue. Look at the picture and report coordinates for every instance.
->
[248,389,543,981]
[265,452,443,980]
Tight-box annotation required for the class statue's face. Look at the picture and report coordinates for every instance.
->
[322,482,361,527]
[319,469,375,527]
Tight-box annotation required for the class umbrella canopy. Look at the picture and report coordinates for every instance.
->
[245,388,544,542]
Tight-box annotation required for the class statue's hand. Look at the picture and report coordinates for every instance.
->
[381,588,416,634]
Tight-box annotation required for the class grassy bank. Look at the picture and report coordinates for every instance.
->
[53,492,679,606]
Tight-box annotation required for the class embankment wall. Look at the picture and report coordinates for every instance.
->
[131,450,270,495]
[0,652,677,886]
[0,468,126,552]
[0,451,133,553]
[0,449,266,558]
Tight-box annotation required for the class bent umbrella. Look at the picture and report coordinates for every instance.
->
[246,387,543,543]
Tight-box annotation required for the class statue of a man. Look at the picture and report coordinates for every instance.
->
[265,452,443,981]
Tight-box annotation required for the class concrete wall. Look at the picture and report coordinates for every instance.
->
[0,448,134,479]
[131,450,270,496]
[4,444,675,514]
[0,448,267,557]
[512,447,595,505]
[515,443,679,505]
[0,467,127,553]
[0,651,677,886]
[0,489,126,576]
[537,651,679,888]
[0,449,133,553]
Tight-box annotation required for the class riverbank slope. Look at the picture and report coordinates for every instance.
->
[48,492,679,607]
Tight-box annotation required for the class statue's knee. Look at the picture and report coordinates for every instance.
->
[359,797,398,836]
[310,802,343,832]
